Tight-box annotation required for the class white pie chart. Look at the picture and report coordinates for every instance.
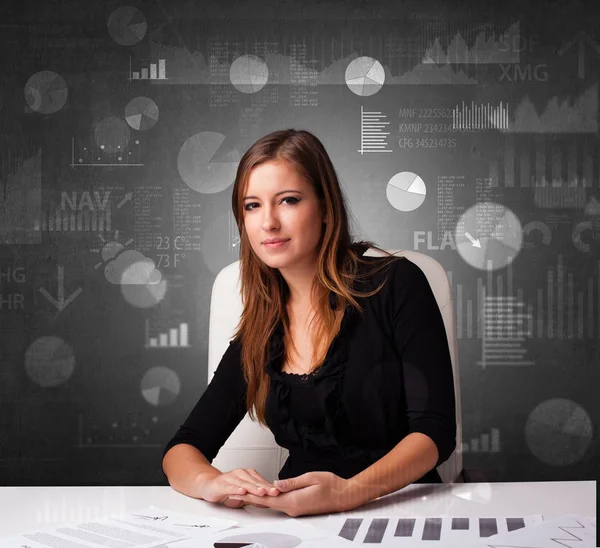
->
[455,202,523,271]
[230,55,269,93]
[525,399,593,466]
[345,56,385,96]
[178,131,240,194]
[386,172,427,212]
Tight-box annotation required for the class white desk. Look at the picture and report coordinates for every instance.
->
[0,481,595,538]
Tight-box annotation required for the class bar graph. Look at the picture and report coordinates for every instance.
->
[534,254,598,339]
[145,318,190,348]
[461,428,501,453]
[129,56,168,81]
[34,205,111,233]
[489,134,595,189]
[332,514,542,545]
[448,253,597,342]
[357,106,392,154]
[453,101,509,130]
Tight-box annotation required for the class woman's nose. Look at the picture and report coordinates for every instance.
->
[261,207,279,228]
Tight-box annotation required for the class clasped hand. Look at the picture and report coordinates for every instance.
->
[200,468,353,517]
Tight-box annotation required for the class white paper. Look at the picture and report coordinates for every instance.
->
[468,514,596,548]
[0,505,237,548]
[107,505,237,538]
[171,518,356,547]
[322,514,544,546]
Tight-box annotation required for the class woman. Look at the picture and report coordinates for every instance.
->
[162,129,456,517]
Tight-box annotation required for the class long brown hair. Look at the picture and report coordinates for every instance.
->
[230,129,401,425]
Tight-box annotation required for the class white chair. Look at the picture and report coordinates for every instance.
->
[207,248,463,483]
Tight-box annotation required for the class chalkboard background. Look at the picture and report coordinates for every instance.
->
[1,0,598,486]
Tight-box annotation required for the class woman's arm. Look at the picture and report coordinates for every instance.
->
[341,257,457,509]
[162,443,222,498]
[161,339,246,486]
[341,432,438,510]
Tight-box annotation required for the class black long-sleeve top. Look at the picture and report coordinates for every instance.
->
[162,255,456,483]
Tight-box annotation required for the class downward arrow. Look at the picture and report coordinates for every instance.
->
[39,265,82,311]
[465,232,481,248]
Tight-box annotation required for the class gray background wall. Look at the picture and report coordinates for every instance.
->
[0,0,598,486]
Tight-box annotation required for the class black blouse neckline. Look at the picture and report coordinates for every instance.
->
[264,246,384,387]
[264,294,356,387]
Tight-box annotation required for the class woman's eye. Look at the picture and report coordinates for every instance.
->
[244,197,299,211]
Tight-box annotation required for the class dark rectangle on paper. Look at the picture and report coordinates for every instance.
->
[339,518,362,541]
[394,518,416,537]
[479,518,498,537]
[422,518,442,540]
[364,518,389,543]
[506,517,525,531]
[452,517,469,530]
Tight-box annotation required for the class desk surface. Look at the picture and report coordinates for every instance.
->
[0,481,595,538]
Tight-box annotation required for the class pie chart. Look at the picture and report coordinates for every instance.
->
[213,532,302,548]
[107,6,147,46]
[25,336,75,388]
[24,71,68,114]
[386,171,427,212]
[141,367,180,407]
[125,97,159,131]
[230,55,269,93]
[525,398,593,466]
[345,56,385,96]
[455,202,523,271]
[177,131,241,194]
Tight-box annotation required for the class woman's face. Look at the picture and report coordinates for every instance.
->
[242,159,325,271]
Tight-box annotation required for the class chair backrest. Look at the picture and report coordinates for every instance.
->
[207,248,463,483]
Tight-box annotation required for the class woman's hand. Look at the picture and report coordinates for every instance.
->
[229,471,353,516]
[198,468,281,509]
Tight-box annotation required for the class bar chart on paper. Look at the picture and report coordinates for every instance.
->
[325,515,543,546]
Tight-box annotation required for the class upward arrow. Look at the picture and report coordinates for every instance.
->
[556,31,600,78]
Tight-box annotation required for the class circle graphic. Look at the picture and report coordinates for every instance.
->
[178,131,240,194]
[141,367,180,407]
[455,202,522,271]
[24,71,68,114]
[121,264,168,308]
[107,6,147,46]
[386,171,427,212]
[25,336,75,387]
[525,398,593,466]
[230,55,269,93]
[125,97,159,131]
[94,116,131,154]
[345,56,385,96]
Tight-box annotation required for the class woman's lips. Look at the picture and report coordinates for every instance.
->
[264,239,290,248]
